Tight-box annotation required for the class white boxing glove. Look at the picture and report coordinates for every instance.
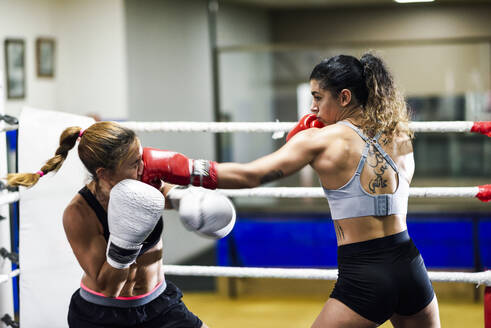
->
[167,186,236,239]
[106,179,165,269]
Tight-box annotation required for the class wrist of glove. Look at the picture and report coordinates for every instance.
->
[167,186,236,239]
[106,235,143,269]
[190,159,218,189]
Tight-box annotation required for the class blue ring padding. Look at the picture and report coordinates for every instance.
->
[6,130,17,151]
[218,213,491,269]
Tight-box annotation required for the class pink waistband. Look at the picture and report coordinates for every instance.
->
[80,280,164,300]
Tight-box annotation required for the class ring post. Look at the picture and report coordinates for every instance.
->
[486,283,491,328]
[0,69,15,321]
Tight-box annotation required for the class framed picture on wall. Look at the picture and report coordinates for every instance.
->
[36,38,55,78]
[4,39,26,99]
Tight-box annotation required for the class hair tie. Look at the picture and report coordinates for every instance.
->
[36,171,44,177]
[79,129,85,138]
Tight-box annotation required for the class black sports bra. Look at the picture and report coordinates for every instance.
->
[78,186,164,255]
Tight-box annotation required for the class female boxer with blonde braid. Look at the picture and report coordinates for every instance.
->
[7,121,235,328]
[142,53,440,328]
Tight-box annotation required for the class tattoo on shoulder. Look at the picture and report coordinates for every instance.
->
[260,170,284,184]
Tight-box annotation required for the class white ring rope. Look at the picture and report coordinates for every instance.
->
[0,187,483,208]
[119,121,484,134]
[409,187,480,198]
[0,124,18,133]
[164,265,339,280]
[218,187,481,199]
[409,121,475,133]
[162,265,491,286]
[0,121,486,134]
[0,269,19,285]
[0,192,19,205]
[1,266,488,286]
[121,121,294,133]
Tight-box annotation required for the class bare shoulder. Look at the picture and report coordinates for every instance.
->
[294,124,347,154]
[63,194,86,224]
[392,128,413,155]
[322,122,358,148]
[323,122,349,135]
[314,123,355,162]
[306,123,348,143]
[63,194,100,237]
[389,127,415,181]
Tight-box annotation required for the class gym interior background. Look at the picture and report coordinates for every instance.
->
[1,0,490,327]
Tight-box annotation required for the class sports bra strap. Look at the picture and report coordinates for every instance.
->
[372,131,383,142]
[339,120,399,174]
[354,145,369,175]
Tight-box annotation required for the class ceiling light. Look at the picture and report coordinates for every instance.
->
[394,0,434,3]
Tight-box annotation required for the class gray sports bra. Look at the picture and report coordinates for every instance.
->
[323,121,409,220]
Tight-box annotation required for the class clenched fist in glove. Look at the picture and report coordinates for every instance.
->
[106,179,165,269]
[167,186,236,239]
[286,114,324,142]
[141,148,218,190]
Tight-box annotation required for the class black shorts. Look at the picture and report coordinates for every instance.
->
[68,281,203,328]
[330,230,435,325]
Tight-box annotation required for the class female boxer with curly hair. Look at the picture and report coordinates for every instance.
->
[142,53,440,328]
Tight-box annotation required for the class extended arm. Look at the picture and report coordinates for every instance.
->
[141,115,326,190]
[216,127,325,188]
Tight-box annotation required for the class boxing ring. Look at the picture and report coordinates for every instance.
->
[0,107,489,327]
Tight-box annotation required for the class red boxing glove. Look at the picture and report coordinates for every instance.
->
[286,114,324,142]
[141,148,218,190]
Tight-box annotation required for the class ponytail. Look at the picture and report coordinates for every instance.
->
[7,126,83,187]
[359,53,412,139]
